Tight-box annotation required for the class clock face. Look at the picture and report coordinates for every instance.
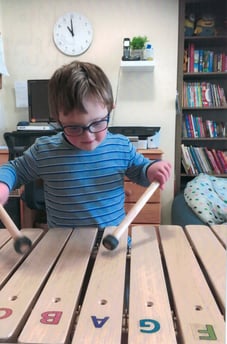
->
[53,12,93,56]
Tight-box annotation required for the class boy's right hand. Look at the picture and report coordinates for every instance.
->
[0,183,10,205]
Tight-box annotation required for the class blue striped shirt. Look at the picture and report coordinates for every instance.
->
[0,132,154,228]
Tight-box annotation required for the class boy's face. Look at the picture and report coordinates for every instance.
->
[59,99,109,151]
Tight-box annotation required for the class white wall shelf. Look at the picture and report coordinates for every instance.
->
[120,60,155,72]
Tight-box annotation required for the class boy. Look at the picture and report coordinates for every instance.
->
[0,61,171,230]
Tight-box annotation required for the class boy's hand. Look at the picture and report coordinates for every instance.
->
[0,183,10,204]
[147,161,171,190]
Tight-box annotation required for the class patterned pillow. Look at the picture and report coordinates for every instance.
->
[184,173,227,225]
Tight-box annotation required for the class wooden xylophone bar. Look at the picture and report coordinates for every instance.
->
[0,224,226,343]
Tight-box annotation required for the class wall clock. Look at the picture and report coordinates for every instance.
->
[53,12,93,56]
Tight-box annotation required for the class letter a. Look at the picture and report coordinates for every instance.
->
[91,316,109,328]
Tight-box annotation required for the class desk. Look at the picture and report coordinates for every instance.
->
[0,147,8,165]
[0,224,225,343]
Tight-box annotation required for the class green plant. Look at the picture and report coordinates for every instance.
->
[130,36,148,50]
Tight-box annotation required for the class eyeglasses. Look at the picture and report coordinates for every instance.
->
[61,114,110,137]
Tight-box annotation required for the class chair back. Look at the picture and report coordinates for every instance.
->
[3,132,45,210]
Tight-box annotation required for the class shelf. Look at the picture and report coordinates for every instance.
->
[182,137,227,141]
[175,0,227,194]
[184,35,227,43]
[184,72,227,79]
[185,35,227,40]
[120,60,155,72]
[182,106,227,110]
[181,173,227,178]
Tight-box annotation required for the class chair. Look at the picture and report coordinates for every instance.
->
[171,192,205,226]
[3,132,46,216]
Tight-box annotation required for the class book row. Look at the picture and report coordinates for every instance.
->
[185,43,227,73]
[181,144,227,175]
[183,81,227,108]
[182,114,227,138]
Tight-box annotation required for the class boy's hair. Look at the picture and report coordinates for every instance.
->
[48,61,114,120]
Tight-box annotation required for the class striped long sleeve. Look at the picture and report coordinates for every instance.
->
[0,131,154,228]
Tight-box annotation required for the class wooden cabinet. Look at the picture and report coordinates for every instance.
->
[175,0,227,193]
[124,149,162,224]
[0,148,8,165]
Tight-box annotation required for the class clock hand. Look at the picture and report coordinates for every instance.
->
[67,18,74,37]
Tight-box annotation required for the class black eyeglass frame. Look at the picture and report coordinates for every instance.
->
[61,114,110,136]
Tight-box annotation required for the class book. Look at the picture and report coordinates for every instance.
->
[208,50,214,72]
[181,144,194,174]
[187,146,197,174]
[221,53,226,72]
[189,43,195,73]
[213,53,218,72]
[188,82,195,107]
[184,115,192,137]
[196,82,203,107]
[212,121,218,137]
[204,147,221,174]
[194,116,201,137]
[200,147,213,173]
[189,146,202,173]
[216,150,227,173]
[194,147,207,173]
[209,84,216,107]
[217,53,222,72]
[211,149,224,173]
[212,84,220,107]
[183,81,188,107]
[188,113,196,137]
[198,116,206,137]
[198,50,204,72]
[182,120,187,138]
[201,82,210,107]
[194,50,199,72]
[217,85,227,106]
[203,50,209,72]
[205,120,212,137]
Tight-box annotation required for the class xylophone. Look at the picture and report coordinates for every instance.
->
[0,224,226,343]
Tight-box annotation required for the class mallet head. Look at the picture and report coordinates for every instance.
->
[14,236,32,254]
[102,235,119,250]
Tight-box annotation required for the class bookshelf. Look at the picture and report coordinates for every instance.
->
[175,0,227,193]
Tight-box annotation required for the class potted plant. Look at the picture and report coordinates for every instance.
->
[130,36,148,59]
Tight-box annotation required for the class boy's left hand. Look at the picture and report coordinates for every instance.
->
[147,161,171,190]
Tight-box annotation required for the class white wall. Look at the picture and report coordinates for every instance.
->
[0,0,179,224]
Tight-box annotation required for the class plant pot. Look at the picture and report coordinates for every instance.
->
[130,49,144,60]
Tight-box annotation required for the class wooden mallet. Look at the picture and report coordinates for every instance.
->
[102,181,160,250]
[0,204,32,254]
